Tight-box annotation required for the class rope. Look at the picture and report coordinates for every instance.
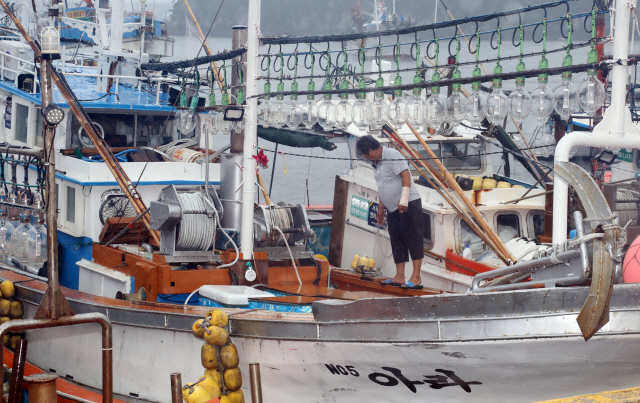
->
[176,192,215,251]
[140,48,246,71]
[264,207,291,246]
[615,189,639,229]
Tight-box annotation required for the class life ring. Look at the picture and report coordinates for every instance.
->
[77,122,105,148]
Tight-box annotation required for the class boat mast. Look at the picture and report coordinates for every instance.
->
[240,0,260,258]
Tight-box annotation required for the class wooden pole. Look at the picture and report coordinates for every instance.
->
[510,116,539,163]
[256,170,272,205]
[183,0,225,91]
[406,123,516,263]
[0,0,161,245]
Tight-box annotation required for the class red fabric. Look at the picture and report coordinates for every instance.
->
[252,149,269,169]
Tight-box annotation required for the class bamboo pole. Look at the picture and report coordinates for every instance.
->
[0,0,161,245]
[406,122,516,263]
[384,126,511,264]
[183,0,225,91]
[256,170,272,205]
[510,116,539,163]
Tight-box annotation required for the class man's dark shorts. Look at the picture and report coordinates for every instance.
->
[387,198,424,264]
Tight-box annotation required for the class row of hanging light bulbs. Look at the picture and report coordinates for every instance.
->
[250,68,604,134]
[0,188,47,268]
[252,12,605,135]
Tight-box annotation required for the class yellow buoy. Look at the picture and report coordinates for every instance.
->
[9,301,22,318]
[185,385,212,403]
[0,300,9,316]
[9,334,21,350]
[206,309,229,328]
[351,255,376,273]
[1,281,15,299]
[196,375,221,399]
[192,319,206,339]
[512,185,525,189]
[182,383,195,402]
[496,181,512,188]
[482,178,497,189]
[201,343,218,369]
[204,326,229,346]
[226,389,245,403]
[220,343,239,369]
[204,368,222,388]
[223,367,243,391]
[470,176,483,190]
[314,254,328,261]
[220,396,232,403]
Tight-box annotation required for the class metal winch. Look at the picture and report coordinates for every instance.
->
[253,202,315,260]
[150,185,223,263]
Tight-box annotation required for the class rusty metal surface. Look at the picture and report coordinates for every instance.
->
[24,373,58,403]
[553,161,618,340]
[8,339,27,403]
[170,373,182,403]
[554,161,613,231]
[250,363,263,403]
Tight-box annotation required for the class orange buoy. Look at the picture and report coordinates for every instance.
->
[623,236,640,283]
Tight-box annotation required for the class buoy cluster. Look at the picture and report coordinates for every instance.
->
[185,309,243,403]
[0,281,23,349]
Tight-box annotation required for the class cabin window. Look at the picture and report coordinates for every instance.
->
[423,211,433,250]
[441,142,483,171]
[66,186,76,223]
[14,103,28,143]
[495,213,521,243]
[458,217,487,259]
[527,210,545,240]
[34,107,43,148]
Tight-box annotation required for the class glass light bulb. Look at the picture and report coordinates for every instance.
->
[10,214,29,262]
[286,99,303,129]
[424,93,447,127]
[334,97,353,130]
[467,90,487,127]
[487,86,508,125]
[389,95,407,128]
[370,96,389,130]
[176,110,197,134]
[317,98,336,131]
[540,122,556,158]
[553,76,579,121]
[232,116,245,132]
[447,91,470,128]
[300,99,318,129]
[352,98,373,131]
[269,98,287,129]
[405,95,425,130]
[27,220,46,267]
[531,82,555,122]
[578,74,605,117]
[258,98,272,128]
[208,111,220,134]
[0,217,7,261]
[508,86,532,124]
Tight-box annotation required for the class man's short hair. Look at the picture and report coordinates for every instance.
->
[356,135,381,155]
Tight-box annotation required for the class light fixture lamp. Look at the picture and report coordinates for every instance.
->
[42,104,65,126]
[40,27,61,60]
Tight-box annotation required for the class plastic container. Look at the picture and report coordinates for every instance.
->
[462,244,472,260]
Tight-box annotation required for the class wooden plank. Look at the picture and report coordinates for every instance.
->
[328,175,348,267]
[330,269,442,296]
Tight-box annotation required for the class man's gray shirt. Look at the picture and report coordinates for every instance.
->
[372,147,420,213]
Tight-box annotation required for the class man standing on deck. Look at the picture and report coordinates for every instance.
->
[356,135,424,289]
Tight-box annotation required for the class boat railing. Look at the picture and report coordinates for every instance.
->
[0,51,38,94]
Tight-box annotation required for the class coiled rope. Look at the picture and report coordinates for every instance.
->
[264,207,291,246]
[176,192,215,251]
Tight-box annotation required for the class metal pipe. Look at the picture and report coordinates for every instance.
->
[469,249,581,293]
[249,363,263,403]
[559,211,590,285]
[241,0,261,258]
[552,0,638,244]
[0,313,113,403]
[0,145,43,158]
[204,124,209,188]
[170,373,182,403]
[8,339,28,403]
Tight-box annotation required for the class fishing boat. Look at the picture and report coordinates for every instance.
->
[0,0,638,402]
